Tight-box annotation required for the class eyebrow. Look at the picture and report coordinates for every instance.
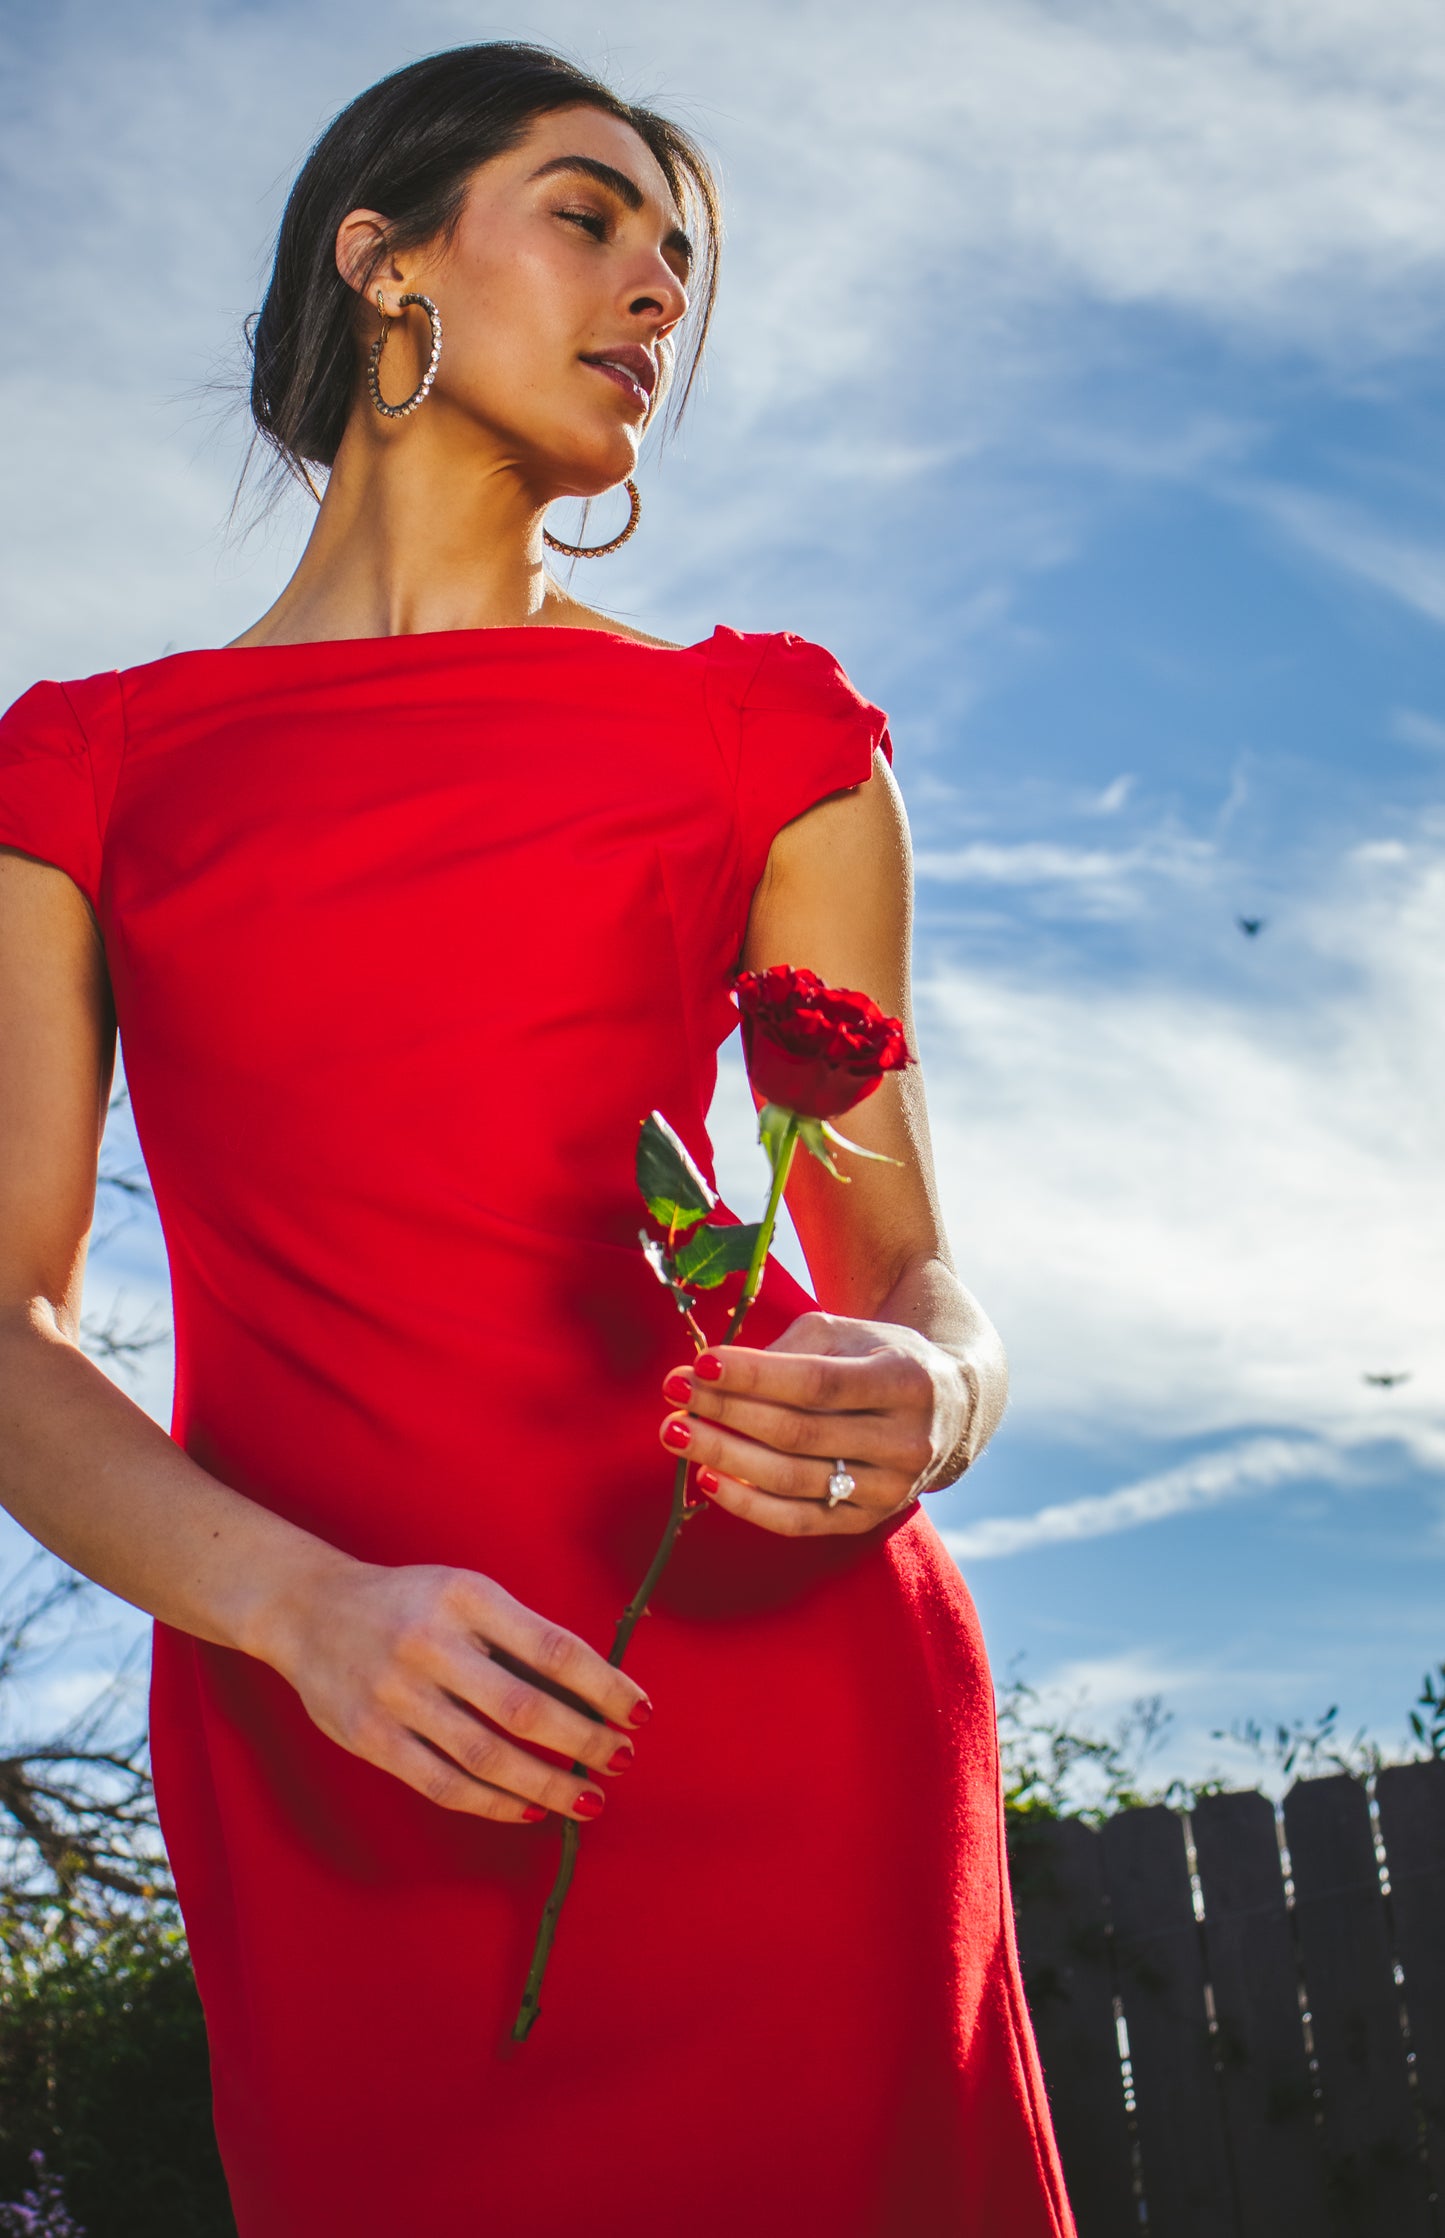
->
[527,154,694,271]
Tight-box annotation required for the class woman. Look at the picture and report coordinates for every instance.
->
[0,42,1073,2238]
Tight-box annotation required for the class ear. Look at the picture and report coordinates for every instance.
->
[334,209,404,308]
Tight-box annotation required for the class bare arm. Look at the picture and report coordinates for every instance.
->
[657,755,1007,1531]
[0,849,649,1820]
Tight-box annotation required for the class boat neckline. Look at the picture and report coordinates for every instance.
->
[126,620,723,677]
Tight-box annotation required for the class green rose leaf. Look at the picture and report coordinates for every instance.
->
[796,1115,848,1180]
[820,1118,902,1167]
[672,1221,763,1289]
[636,1111,716,1233]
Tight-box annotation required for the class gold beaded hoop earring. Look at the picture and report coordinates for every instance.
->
[543,479,642,559]
[368,291,443,420]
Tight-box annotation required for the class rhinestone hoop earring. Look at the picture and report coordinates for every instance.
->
[543,479,642,559]
[367,291,442,420]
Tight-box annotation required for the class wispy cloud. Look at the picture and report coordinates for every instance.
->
[1088,775,1137,816]
[1392,707,1445,753]
[912,832,1214,917]
[920,836,1445,1440]
[1246,484,1445,629]
[1028,1646,1208,1717]
[9,0,1445,688]
[944,1433,1358,1562]
[707,829,1445,1565]
[1045,416,1263,484]
[5,2,1443,1751]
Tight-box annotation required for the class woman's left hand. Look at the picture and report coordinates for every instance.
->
[657,1310,981,1537]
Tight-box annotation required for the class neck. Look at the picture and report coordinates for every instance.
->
[235,405,590,648]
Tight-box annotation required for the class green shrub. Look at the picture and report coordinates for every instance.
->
[0,1911,233,2238]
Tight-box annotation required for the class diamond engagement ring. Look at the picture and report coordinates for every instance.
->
[825,1462,856,1509]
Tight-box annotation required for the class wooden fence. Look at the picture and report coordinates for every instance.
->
[1011,1761,1445,2236]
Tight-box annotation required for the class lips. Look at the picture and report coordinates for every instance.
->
[580,346,657,408]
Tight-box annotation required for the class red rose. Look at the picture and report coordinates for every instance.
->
[734,964,914,1119]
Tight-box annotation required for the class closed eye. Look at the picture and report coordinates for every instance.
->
[558,207,608,241]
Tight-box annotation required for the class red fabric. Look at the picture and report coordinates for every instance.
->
[0,624,1074,2238]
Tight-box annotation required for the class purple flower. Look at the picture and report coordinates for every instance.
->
[0,2153,85,2237]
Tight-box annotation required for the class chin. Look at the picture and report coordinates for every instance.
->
[537,426,638,498]
[574,451,640,495]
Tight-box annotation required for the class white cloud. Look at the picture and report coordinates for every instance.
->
[5,0,1442,1619]
[710,828,1445,1570]
[945,1419,1445,1562]
[913,832,1214,917]
[9,0,1445,693]
[943,1434,1358,1561]
[715,810,1445,1566]
[1393,708,1445,753]
[919,837,1445,1442]
[1246,484,1445,630]
[1020,1645,1209,1720]
[1046,417,1262,484]
[1089,775,1137,816]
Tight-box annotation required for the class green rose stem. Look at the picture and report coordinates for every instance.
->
[508,1452,691,2044]
[725,1113,799,1343]
[509,1112,802,2045]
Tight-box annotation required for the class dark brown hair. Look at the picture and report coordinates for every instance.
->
[248,43,721,489]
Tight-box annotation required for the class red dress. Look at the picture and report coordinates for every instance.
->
[0,626,1073,2237]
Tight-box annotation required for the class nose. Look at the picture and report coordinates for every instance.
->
[626,254,689,336]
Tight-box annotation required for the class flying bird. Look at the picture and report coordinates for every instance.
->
[1237,916,1266,937]
[1363,1372,1411,1388]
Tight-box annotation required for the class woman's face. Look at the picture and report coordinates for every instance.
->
[339,104,693,499]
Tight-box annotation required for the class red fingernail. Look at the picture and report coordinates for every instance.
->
[695,1467,720,1496]
[694,1353,723,1382]
[662,1369,693,1406]
[521,1803,548,1822]
[628,1698,653,1727]
[607,1745,634,1772]
[662,1416,691,1451]
[575,1790,605,1818]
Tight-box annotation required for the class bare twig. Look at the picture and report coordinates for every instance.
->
[0,1559,170,1935]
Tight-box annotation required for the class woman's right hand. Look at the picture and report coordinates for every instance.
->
[265,1558,651,1825]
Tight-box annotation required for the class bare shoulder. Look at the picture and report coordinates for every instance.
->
[544,592,682,651]
[598,621,687,650]
[746,750,910,989]
[771,749,909,881]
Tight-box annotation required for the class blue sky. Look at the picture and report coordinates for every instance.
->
[2,0,1442,1782]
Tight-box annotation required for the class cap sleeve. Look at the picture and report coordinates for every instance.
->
[0,680,106,910]
[710,630,892,902]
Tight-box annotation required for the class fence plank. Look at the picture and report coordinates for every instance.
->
[1191,1789,1328,2236]
[1103,1805,1236,2238]
[1011,1816,1138,2237]
[1375,1760,1445,2202]
[1284,1773,1432,2237]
